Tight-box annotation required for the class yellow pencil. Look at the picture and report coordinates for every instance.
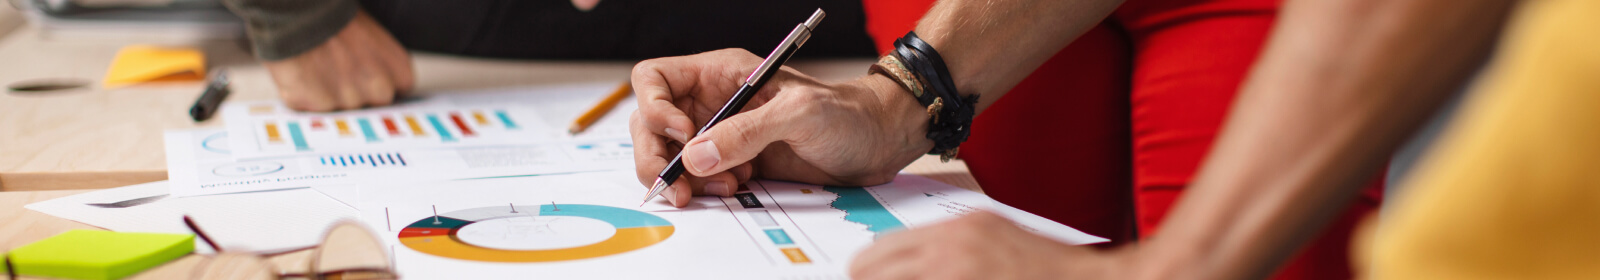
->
[569,82,633,134]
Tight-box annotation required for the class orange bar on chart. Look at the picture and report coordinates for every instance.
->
[404,115,427,137]
[265,123,283,143]
[780,248,812,264]
[334,119,353,137]
[472,111,490,125]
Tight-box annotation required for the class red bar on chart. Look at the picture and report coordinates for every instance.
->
[382,116,402,136]
[311,118,325,130]
[450,112,476,136]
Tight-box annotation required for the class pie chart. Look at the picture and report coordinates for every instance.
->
[399,204,674,262]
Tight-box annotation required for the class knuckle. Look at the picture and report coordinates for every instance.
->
[631,59,664,78]
[722,118,762,148]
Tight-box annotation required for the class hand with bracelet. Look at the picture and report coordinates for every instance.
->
[629,0,1511,279]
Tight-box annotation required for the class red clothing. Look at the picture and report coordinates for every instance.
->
[864,0,1384,278]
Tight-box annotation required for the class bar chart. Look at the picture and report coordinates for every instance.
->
[229,105,553,158]
[318,152,408,168]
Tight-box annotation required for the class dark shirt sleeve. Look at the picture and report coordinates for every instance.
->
[221,0,358,61]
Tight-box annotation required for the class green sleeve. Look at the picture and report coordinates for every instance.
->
[221,0,358,61]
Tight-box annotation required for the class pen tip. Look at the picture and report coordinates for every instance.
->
[640,178,667,207]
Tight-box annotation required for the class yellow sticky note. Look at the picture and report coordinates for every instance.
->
[8,230,194,280]
[102,45,206,88]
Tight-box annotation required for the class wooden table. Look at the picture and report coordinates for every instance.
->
[0,22,984,279]
[0,22,872,191]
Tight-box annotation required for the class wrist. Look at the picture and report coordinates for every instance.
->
[857,73,935,162]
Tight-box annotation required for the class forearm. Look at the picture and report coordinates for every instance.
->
[221,0,359,60]
[1142,0,1516,279]
[913,0,1124,114]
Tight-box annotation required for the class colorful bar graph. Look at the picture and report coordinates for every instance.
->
[382,117,401,136]
[404,115,427,137]
[319,153,409,168]
[449,112,476,137]
[287,121,310,151]
[264,123,283,143]
[472,111,490,125]
[334,119,353,137]
[357,118,380,143]
[495,110,519,129]
[389,154,406,166]
[426,114,456,142]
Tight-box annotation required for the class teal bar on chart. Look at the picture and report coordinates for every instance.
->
[495,110,519,129]
[287,121,311,151]
[357,118,380,143]
[426,114,456,142]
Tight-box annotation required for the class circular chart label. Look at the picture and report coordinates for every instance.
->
[211,161,284,177]
[399,204,674,262]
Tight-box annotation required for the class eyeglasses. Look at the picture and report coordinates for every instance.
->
[184,215,398,280]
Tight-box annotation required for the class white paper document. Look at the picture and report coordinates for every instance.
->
[24,181,359,254]
[220,82,636,159]
[165,129,635,198]
[358,172,1104,279]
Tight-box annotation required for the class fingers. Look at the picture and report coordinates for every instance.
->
[631,111,745,208]
[680,106,795,176]
[570,0,600,11]
[631,60,704,143]
[266,8,410,112]
[849,230,924,280]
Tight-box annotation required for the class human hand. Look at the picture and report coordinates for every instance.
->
[629,49,934,207]
[263,10,414,112]
[849,211,1125,280]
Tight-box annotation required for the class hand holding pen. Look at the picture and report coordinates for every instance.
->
[628,9,936,207]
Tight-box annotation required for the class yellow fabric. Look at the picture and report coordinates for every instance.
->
[1367,0,1600,278]
[102,45,206,89]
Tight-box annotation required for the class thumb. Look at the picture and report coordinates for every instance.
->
[680,108,787,176]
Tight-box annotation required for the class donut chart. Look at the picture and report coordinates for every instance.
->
[399,204,674,262]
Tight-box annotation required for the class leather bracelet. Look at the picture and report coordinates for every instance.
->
[868,55,926,99]
[870,31,979,162]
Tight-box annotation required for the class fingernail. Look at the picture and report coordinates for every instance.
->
[705,181,729,196]
[663,185,680,205]
[685,140,721,174]
[665,127,688,142]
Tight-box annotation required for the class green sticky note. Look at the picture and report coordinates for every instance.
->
[8,230,193,280]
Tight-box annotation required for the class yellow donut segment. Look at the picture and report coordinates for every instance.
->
[400,226,674,262]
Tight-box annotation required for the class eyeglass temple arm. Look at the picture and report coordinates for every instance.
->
[183,215,223,253]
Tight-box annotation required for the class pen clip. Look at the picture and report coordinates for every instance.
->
[744,9,826,86]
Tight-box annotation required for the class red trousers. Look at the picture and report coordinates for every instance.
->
[865,0,1384,278]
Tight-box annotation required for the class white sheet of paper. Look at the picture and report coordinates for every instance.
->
[165,129,635,199]
[220,82,635,159]
[23,181,358,254]
[357,172,1104,279]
